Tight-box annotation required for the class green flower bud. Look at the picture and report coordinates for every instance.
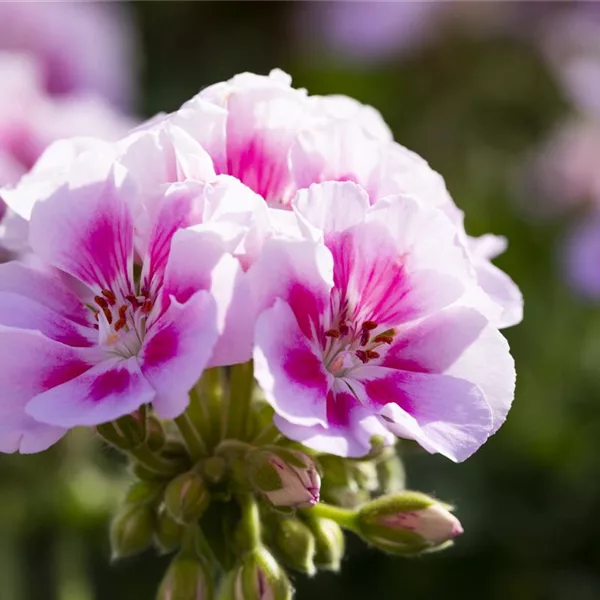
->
[125,480,163,505]
[165,471,210,524]
[110,503,154,560]
[271,518,316,576]
[146,416,166,452]
[155,507,185,554]
[356,492,463,555]
[157,553,214,600]
[350,461,379,493]
[247,447,320,509]
[97,409,147,451]
[219,548,292,600]
[306,518,345,572]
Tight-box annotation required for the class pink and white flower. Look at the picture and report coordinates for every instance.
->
[0,166,258,453]
[251,182,515,461]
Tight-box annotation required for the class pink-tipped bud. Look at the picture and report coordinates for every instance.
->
[246,447,321,509]
[356,491,463,555]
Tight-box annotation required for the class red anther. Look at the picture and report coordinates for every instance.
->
[366,350,380,360]
[93,324,99,330]
[101,306,113,324]
[118,305,128,319]
[101,289,117,305]
[355,350,368,364]
[114,319,126,332]
[362,320,377,331]
[374,334,394,345]
[94,295,109,309]
[325,329,340,338]
[126,295,140,308]
[360,331,370,347]
[140,288,149,297]
[141,299,153,314]
[339,322,349,336]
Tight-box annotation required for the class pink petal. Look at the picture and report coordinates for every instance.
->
[249,237,333,338]
[0,327,92,453]
[360,367,493,462]
[224,85,309,203]
[254,299,331,427]
[29,171,134,293]
[293,181,370,239]
[382,306,515,435]
[26,357,155,427]
[0,292,93,347]
[0,261,89,325]
[327,222,463,326]
[141,291,218,419]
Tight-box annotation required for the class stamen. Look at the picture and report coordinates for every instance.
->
[94,296,109,309]
[339,322,349,336]
[360,331,370,346]
[325,329,340,338]
[355,350,368,364]
[373,334,394,345]
[101,306,113,324]
[126,295,141,309]
[141,299,153,314]
[101,289,117,306]
[366,350,380,360]
[362,320,377,331]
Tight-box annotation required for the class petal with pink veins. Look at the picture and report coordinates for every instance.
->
[141,291,218,419]
[254,299,331,427]
[359,367,493,462]
[381,306,515,435]
[29,171,135,293]
[26,357,155,427]
[0,327,92,453]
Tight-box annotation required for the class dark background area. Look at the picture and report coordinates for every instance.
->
[3,2,600,599]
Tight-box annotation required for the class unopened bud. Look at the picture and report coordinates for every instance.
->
[110,503,154,560]
[306,518,345,572]
[247,447,320,509]
[272,518,316,575]
[318,455,367,508]
[125,480,163,505]
[356,492,463,555]
[97,409,147,451]
[155,507,185,554]
[219,548,292,600]
[146,416,166,452]
[157,553,213,600]
[165,471,210,524]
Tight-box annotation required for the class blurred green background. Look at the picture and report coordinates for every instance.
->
[3,2,600,599]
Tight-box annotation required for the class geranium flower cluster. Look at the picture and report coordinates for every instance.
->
[0,70,521,598]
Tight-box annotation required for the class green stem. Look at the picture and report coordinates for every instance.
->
[305,503,359,532]
[238,494,261,551]
[225,361,254,440]
[194,369,224,452]
[57,533,92,600]
[128,445,180,476]
[251,423,281,446]
[174,411,208,462]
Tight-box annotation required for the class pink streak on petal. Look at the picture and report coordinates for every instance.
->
[326,390,359,428]
[89,367,133,403]
[284,347,326,389]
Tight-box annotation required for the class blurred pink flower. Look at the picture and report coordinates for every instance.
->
[0,53,133,254]
[0,1,138,109]
[562,214,600,300]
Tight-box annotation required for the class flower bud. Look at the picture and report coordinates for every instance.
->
[155,506,185,554]
[146,415,166,452]
[356,492,463,555]
[97,409,147,451]
[306,518,345,572]
[220,548,292,600]
[125,480,163,505]
[157,553,214,600]
[110,503,154,560]
[271,518,316,576]
[165,471,210,524]
[375,449,406,494]
[247,447,320,509]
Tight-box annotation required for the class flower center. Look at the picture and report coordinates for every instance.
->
[322,318,395,377]
[89,287,155,358]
